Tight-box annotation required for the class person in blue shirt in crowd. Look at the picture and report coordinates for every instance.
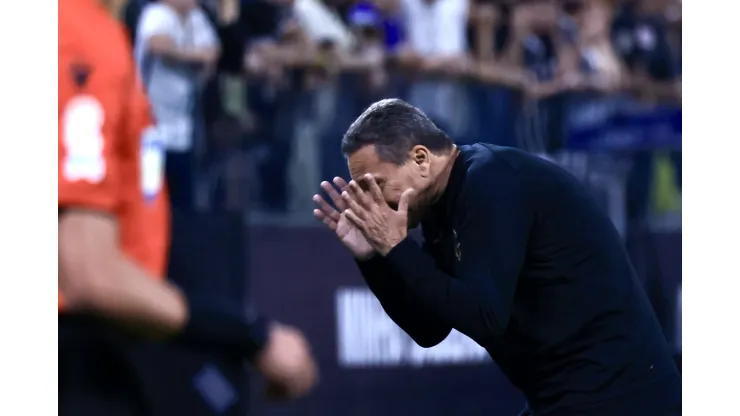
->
[348,0,404,53]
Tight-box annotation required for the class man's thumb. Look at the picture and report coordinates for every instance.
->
[398,188,415,214]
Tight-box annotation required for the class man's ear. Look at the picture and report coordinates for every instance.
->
[410,146,431,176]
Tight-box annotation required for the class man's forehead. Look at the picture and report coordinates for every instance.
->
[349,168,386,183]
[348,146,384,178]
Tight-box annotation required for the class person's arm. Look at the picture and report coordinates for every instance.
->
[383,162,531,343]
[526,77,572,99]
[58,60,316,395]
[472,5,528,88]
[242,7,317,73]
[59,211,188,338]
[139,5,219,65]
[526,17,582,99]
[356,250,452,348]
[272,18,321,68]
[338,43,385,72]
[420,0,471,75]
[58,209,262,353]
[476,60,530,89]
[472,2,496,61]
[217,0,240,25]
[192,8,222,68]
[636,74,682,105]
[500,6,529,69]
[58,63,265,355]
[58,212,315,395]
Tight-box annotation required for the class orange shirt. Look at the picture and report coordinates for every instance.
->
[59,0,169,309]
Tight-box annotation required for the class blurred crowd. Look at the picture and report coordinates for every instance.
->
[124,0,681,228]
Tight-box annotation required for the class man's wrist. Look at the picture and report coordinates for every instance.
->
[176,294,270,361]
[379,236,405,257]
[354,252,376,262]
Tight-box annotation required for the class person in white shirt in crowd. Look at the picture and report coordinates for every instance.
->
[135,0,221,207]
[293,0,354,53]
[396,0,471,139]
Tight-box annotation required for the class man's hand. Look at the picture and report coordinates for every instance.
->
[254,323,317,400]
[342,174,414,256]
[313,177,375,260]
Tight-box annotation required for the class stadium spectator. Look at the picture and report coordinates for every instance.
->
[398,0,471,138]
[571,0,627,94]
[612,0,681,104]
[123,0,151,44]
[342,2,389,92]
[239,0,323,213]
[500,1,577,99]
[498,0,578,152]
[560,0,629,145]
[198,113,254,210]
[134,0,221,208]
[469,1,528,89]
[348,0,405,55]
[466,1,527,147]
[294,0,354,53]
[613,0,682,223]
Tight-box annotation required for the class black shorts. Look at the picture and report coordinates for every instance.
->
[59,314,252,416]
[59,314,152,416]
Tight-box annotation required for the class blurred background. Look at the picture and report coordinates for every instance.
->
[121,0,681,414]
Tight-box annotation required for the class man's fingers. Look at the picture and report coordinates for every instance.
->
[313,209,337,231]
[348,180,373,209]
[321,181,346,212]
[363,174,385,203]
[333,177,349,190]
[398,188,415,214]
[342,191,367,220]
[343,210,364,230]
[313,193,340,222]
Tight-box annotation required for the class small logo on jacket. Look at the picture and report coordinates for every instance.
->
[452,229,461,262]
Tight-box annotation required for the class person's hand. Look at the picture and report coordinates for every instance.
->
[313,177,375,260]
[368,69,389,91]
[395,46,423,70]
[476,3,499,26]
[512,6,534,38]
[562,72,587,90]
[443,57,474,78]
[253,323,317,400]
[342,174,414,256]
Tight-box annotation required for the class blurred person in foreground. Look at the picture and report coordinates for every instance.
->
[313,98,680,415]
[58,1,316,414]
